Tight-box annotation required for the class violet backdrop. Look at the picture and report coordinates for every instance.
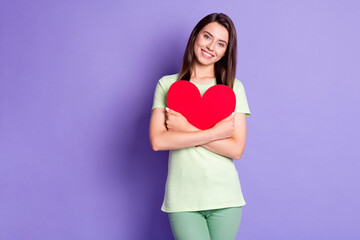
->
[1,0,359,239]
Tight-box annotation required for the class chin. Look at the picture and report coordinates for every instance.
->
[197,55,216,65]
[198,59,214,66]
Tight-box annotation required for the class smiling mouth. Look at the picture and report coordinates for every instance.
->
[201,49,214,58]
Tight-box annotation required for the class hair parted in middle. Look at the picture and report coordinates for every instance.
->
[178,13,238,89]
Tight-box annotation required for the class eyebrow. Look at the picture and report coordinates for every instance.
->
[203,31,228,44]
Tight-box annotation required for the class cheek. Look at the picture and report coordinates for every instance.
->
[217,48,227,57]
[195,36,206,46]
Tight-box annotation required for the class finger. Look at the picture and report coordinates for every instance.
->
[170,111,181,118]
[167,111,176,117]
[168,108,180,116]
[166,110,174,116]
[167,108,174,114]
[224,114,234,121]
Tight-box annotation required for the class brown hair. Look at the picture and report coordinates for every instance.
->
[178,13,237,89]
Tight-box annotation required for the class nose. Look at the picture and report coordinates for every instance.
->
[206,40,215,51]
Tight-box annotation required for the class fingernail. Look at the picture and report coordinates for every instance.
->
[232,112,234,116]
[166,107,169,112]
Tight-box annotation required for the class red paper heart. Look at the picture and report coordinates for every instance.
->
[167,80,236,130]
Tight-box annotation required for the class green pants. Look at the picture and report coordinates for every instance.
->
[167,206,242,240]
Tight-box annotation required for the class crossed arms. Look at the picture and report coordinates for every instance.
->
[149,108,247,160]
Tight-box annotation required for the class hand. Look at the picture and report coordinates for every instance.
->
[211,113,235,140]
[165,108,195,132]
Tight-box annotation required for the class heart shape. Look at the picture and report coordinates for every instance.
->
[167,80,236,130]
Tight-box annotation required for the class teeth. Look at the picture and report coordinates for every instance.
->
[202,50,212,57]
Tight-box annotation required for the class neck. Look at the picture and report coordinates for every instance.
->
[190,60,215,80]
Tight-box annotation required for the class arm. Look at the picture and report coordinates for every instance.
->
[201,113,247,160]
[165,109,247,160]
[149,108,232,151]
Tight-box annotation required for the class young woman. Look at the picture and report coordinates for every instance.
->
[149,13,251,240]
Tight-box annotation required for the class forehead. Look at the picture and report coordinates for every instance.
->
[200,22,229,42]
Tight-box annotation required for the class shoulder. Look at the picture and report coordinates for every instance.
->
[233,78,245,91]
[158,73,179,87]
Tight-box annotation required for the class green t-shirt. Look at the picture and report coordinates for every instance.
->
[152,73,251,213]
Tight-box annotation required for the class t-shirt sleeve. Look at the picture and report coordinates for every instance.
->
[152,77,167,109]
[233,80,251,116]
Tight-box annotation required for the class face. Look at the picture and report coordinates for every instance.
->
[193,22,229,66]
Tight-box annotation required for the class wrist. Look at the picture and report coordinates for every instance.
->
[206,127,219,142]
[187,123,200,132]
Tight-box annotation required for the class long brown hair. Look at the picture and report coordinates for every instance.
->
[178,13,237,89]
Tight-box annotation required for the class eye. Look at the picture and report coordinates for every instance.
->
[218,42,225,47]
[204,34,210,39]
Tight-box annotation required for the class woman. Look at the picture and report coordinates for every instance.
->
[149,13,251,240]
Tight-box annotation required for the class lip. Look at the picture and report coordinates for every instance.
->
[201,49,214,58]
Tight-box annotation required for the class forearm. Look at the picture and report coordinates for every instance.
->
[201,138,245,160]
[151,128,218,151]
[184,119,246,159]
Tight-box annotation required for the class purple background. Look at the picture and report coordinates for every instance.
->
[1,0,359,239]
